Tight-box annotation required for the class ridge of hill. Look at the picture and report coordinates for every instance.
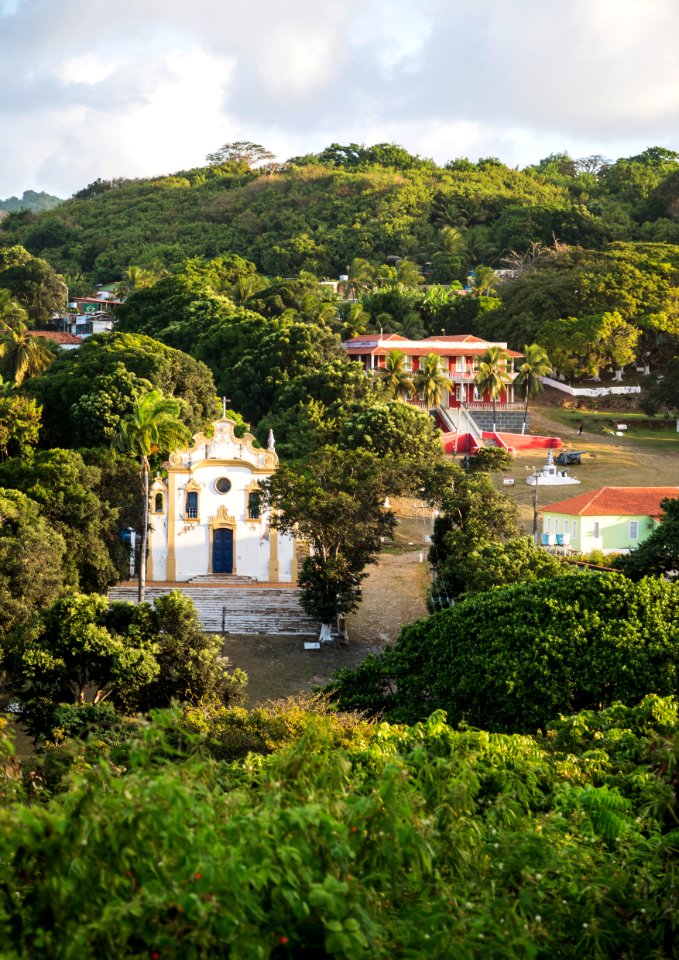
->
[0,189,62,215]
[2,144,679,283]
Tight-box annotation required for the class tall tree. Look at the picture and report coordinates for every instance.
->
[414,353,453,409]
[114,391,190,603]
[474,346,511,431]
[205,141,275,167]
[0,245,67,326]
[471,265,498,297]
[614,496,679,582]
[0,488,66,638]
[514,343,552,434]
[260,446,396,638]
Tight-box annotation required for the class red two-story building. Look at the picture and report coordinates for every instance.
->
[343,333,522,412]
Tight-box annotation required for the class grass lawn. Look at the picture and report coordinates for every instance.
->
[543,408,679,451]
[495,403,679,534]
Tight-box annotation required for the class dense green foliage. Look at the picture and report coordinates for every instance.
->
[0,245,66,325]
[0,449,122,591]
[5,146,679,285]
[28,332,217,448]
[0,488,66,638]
[330,573,679,731]
[0,695,677,957]
[0,391,41,458]
[3,591,246,742]
[429,462,522,603]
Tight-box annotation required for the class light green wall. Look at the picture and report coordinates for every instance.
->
[542,512,660,553]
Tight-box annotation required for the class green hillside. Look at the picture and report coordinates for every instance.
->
[3,143,679,284]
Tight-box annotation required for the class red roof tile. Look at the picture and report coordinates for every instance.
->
[543,486,679,517]
[30,330,82,344]
[343,334,522,359]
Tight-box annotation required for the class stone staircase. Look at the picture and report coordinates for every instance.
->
[188,574,256,584]
[107,584,319,637]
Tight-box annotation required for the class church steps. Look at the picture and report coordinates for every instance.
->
[107,585,319,637]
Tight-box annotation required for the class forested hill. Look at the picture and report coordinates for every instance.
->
[0,189,62,215]
[3,144,679,284]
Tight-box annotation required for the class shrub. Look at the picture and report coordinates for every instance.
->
[329,572,679,732]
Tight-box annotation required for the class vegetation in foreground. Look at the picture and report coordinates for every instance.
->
[0,694,677,958]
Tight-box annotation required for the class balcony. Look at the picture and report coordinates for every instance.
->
[466,401,523,412]
[441,369,516,383]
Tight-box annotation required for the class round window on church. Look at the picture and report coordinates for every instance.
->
[215,477,232,494]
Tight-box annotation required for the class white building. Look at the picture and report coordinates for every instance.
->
[147,417,297,583]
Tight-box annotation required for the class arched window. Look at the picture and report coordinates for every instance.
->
[154,492,164,513]
[247,491,261,521]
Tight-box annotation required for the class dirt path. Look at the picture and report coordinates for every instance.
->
[347,549,431,643]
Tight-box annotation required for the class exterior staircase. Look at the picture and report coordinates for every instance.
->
[437,404,486,447]
[188,574,256,584]
[107,584,319,637]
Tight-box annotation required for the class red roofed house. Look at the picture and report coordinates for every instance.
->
[541,486,679,553]
[342,334,524,433]
[29,330,82,351]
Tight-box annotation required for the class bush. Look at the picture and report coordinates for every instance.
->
[329,572,679,732]
[0,699,677,957]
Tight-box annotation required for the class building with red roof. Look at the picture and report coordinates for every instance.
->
[342,333,524,431]
[541,486,679,554]
[29,330,82,350]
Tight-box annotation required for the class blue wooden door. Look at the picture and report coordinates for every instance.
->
[212,528,233,574]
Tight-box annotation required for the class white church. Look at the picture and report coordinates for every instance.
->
[147,417,298,584]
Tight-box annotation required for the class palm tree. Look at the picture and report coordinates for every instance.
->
[0,289,28,330]
[396,259,424,287]
[471,265,498,297]
[114,390,191,602]
[474,346,511,432]
[380,349,414,400]
[514,343,552,434]
[342,258,374,300]
[439,225,466,256]
[414,353,453,409]
[337,301,370,340]
[0,324,56,386]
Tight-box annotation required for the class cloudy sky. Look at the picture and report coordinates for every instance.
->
[1,0,678,197]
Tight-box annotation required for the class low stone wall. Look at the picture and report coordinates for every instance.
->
[471,410,530,432]
[542,377,641,398]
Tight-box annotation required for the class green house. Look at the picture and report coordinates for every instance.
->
[541,486,679,554]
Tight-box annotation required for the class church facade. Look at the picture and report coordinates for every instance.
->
[147,418,297,583]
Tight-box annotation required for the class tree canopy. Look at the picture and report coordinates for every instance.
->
[29,332,217,448]
[329,572,679,731]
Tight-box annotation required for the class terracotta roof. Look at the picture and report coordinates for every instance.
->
[543,487,679,518]
[30,330,82,345]
[343,334,521,359]
[422,334,486,342]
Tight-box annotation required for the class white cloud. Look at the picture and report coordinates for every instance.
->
[0,0,678,196]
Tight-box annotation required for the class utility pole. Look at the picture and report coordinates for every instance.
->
[532,470,540,544]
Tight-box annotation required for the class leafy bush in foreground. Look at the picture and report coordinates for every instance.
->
[0,697,677,957]
[329,572,679,731]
